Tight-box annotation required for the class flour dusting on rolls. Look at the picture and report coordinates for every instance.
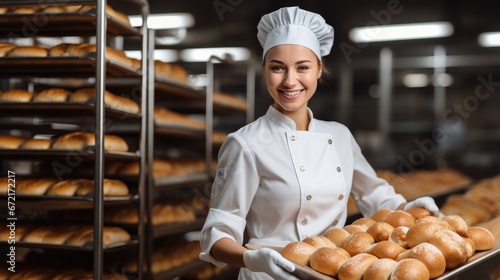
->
[406,207,432,219]
[442,215,469,237]
[281,241,316,266]
[366,240,406,260]
[383,210,416,228]
[371,209,394,222]
[341,232,375,256]
[366,222,394,242]
[406,222,447,248]
[389,226,409,249]
[309,247,350,277]
[302,235,336,249]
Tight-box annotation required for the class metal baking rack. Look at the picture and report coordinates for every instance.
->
[154,122,205,139]
[153,173,209,191]
[0,55,140,78]
[0,194,139,209]
[150,217,206,239]
[0,147,140,161]
[1,239,139,252]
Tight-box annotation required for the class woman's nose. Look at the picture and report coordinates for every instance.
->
[283,70,297,87]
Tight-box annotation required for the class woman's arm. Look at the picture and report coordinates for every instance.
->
[210,237,248,267]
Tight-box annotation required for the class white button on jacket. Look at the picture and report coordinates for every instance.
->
[200,106,406,279]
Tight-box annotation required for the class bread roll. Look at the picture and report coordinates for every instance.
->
[441,195,491,226]
[337,253,378,280]
[17,178,57,195]
[405,207,432,219]
[41,225,81,245]
[6,46,48,57]
[383,210,416,228]
[324,228,350,247]
[0,43,16,56]
[22,226,54,243]
[371,209,394,222]
[75,178,129,197]
[33,88,71,102]
[344,224,367,234]
[390,258,430,280]
[442,215,469,237]
[396,242,446,278]
[0,89,33,102]
[302,235,336,249]
[46,179,93,196]
[8,6,40,14]
[466,227,495,250]
[281,241,316,266]
[363,258,398,280]
[0,135,26,149]
[19,139,53,150]
[406,222,446,248]
[366,240,406,260]
[414,215,441,224]
[169,64,189,84]
[52,132,129,152]
[154,106,205,129]
[428,229,469,269]
[366,222,394,242]
[462,237,476,258]
[213,91,247,110]
[388,226,409,249]
[154,60,171,78]
[341,232,375,256]
[310,247,350,277]
[102,226,131,245]
[70,88,139,114]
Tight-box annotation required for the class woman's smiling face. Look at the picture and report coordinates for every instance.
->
[263,44,323,115]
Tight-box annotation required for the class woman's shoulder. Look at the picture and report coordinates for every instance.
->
[313,118,351,134]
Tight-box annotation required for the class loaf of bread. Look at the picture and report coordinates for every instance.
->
[370,208,394,222]
[323,228,350,247]
[65,226,130,246]
[390,258,430,280]
[442,215,469,237]
[70,87,139,114]
[8,6,40,14]
[0,42,16,56]
[17,178,57,195]
[337,253,378,280]
[6,46,48,57]
[154,106,205,130]
[75,179,129,197]
[213,91,247,111]
[363,258,398,280]
[19,138,53,150]
[46,179,93,196]
[428,229,469,269]
[309,247,350,277]
[466,227,495,250]
[154,60,171,78]
[0,89,34,102]
[32,88,71,102]
[366,240,405,260]
[366,222,394,242]
[51,132,129,152]
[0,135,26,149]
[302,235,336,249]
[41,225,84,245]
[78,4,131,26]
[341,232,375,256]
[383,210,416,228]
[388,226,410,249]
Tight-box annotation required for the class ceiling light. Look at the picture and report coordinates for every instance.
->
[433,73,453,87]
[350,22,453,43]
[478,32,500,47]
[403,73,430,88]
[125,49,178,62]
[180,47,251,62]
[129,13,195,29]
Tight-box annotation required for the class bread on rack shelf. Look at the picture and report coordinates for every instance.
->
[154,60,190,84]
[20,138,53,149]
[6,6,40,14]
[154,106,206,130]
[0,42,16,56]
[213,90,248,111]
[6,45,48,57]
[117,158,207,178]
[69,87,140,114]
[77,4,131,26]
[0,89,34,102]
[32,88,71,102]
[105,201,197,225]
[0,134,26,149]
[17,178,57,195]
[42,178,129,197]
[51,131,129,152]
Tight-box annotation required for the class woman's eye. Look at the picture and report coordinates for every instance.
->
[271,65,284,71]
[298,65,309,71]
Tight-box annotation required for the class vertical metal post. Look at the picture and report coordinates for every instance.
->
[378,48,393,142]
[93,0,106,279]
[246,62,255,123]
[339,64,353,125]
[434,45,446,123]
[206,58,215,177]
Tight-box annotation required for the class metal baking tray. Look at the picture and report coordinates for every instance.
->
[0,147,140,160]
[0,10,140,37]
[0,239,139,252]
[0,56,140,78]
[0,102,142,119]
[0,194,139,209]
[153,173,209,190]
[154,76,204,101]
[247,239,500,280]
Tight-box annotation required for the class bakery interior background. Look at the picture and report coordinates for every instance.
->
[139,0,500,178]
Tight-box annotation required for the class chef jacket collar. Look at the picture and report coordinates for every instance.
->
[266,105,315,131]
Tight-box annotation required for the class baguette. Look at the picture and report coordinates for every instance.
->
[6,46,48,57]
[32,88,71,102]
[75,178,129,197]
[19,138,53,150]
[0,89,33,102]
[0,135,26,149]
[70,88,139,114]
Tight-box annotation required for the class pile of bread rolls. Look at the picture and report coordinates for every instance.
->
[281,208,496,280]
[0,177,129,197]
[0,87,140,114]
[125,239,200,274]
[441,174,500,226]
[0,132,129,152]
[0,224,130,247]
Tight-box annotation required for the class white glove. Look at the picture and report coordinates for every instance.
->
[404,196,442,217]
[243,248,299,280]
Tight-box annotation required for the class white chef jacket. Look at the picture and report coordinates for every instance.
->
[199,106,406,279]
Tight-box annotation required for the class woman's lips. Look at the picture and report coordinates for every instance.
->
[279,89,303,99]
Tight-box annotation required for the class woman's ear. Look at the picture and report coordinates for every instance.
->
[317,63,323,79]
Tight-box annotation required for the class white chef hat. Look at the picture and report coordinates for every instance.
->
[257,6,334,60]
